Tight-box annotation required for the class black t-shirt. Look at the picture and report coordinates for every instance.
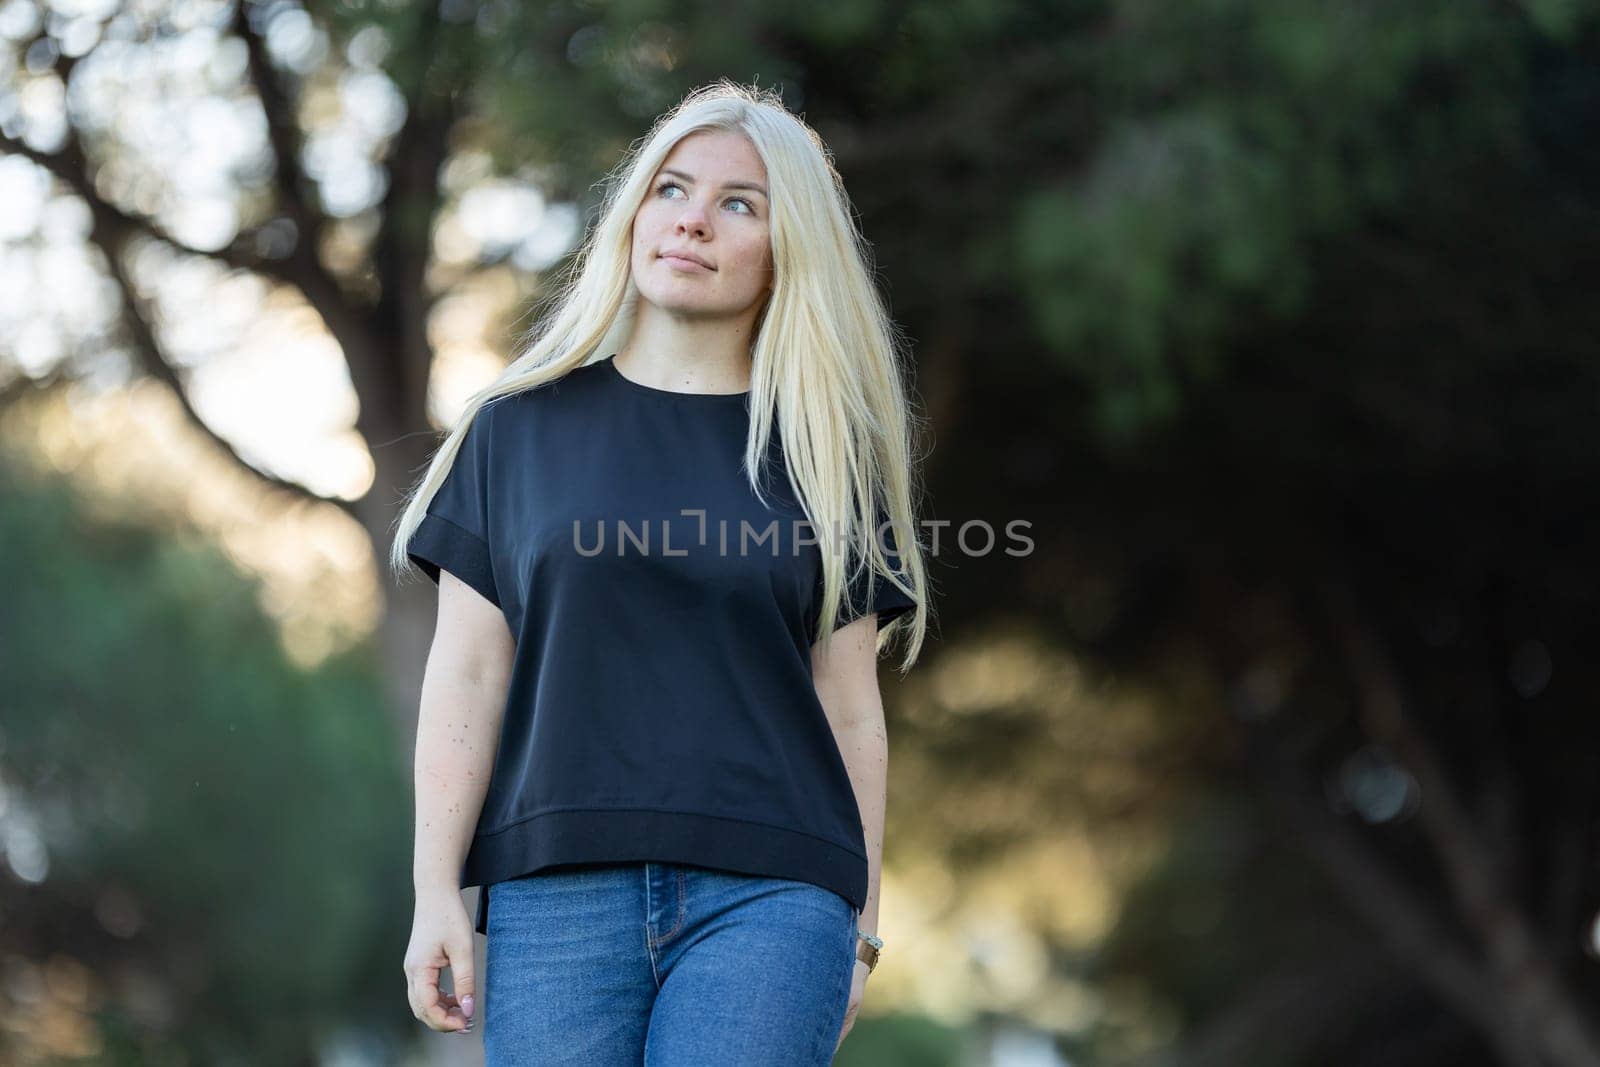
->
[406,353,916,934]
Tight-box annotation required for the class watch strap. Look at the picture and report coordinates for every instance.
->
[855,930,882,972]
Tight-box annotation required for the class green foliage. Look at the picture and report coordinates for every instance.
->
[1017,0,1535,443]
[836,1012,969,1067]
[0,457,413,1061]
[1525,0,1591,40]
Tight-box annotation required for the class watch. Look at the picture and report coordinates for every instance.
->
[856,930,883,972]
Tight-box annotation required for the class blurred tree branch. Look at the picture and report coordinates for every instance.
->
[1318,579,1600,1066]
[0,45,357,517]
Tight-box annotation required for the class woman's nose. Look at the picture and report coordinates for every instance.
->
[674,201,712,232]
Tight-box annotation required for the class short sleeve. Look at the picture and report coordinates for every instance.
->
[832,514,917,633]
[406,402,501,609]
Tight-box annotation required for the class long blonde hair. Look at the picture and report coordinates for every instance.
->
[389,79,930,670]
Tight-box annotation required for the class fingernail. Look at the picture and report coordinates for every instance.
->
[462,994,474,1019]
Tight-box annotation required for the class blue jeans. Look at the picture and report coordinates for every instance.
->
[482,861,860,1065]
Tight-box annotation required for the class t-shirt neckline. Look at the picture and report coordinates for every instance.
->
[603,353,751,403]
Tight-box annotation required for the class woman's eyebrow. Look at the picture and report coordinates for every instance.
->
[659,168,768,198]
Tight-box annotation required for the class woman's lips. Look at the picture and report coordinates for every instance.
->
[660,253,713,272]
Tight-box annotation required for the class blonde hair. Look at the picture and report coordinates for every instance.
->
[389,79,930,670]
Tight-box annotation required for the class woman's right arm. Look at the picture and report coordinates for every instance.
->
[404,570,514,1034]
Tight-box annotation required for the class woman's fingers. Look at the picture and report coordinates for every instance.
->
[435,989,471,1030]
[446,936,477,1030]
[409,960,471,1032]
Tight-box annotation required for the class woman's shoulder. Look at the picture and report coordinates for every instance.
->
[486,360,606,413]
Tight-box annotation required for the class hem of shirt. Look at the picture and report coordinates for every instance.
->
[461,806,869,936]
[868,599,917,632]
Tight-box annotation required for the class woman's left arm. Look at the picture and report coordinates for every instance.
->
[811,613,889,958]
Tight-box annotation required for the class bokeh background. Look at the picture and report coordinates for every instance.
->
[4,0,1600,1064]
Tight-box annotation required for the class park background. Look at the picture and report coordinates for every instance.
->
[3,0,1599,1064]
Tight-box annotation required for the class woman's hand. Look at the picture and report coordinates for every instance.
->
[834,961,869,1053]
[403,886,477,1034]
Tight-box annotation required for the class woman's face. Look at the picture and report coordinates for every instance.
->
[631,129,773,321]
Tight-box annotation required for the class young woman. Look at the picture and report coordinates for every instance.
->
[391,80,930,1065]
